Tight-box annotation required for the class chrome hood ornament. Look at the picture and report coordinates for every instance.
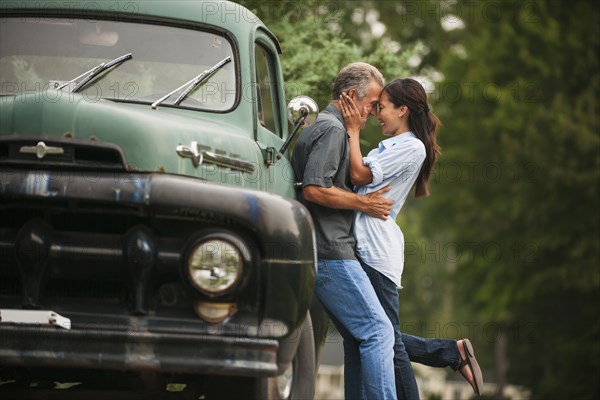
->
[20,141,65,159]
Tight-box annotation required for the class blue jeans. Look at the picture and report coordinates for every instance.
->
[315,259,396,400]
[361,260,462,400]
[360,260,419,400]
[402,334,461,370]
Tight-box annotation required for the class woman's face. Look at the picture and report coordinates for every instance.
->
[376,91,402,137]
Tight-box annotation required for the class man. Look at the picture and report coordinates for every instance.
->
[293,62,397,399]
[293,62,483,399]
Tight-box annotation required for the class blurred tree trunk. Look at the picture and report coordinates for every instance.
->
[495,330,507,399]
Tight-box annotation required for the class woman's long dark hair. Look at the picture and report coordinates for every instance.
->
[383,78,441,197]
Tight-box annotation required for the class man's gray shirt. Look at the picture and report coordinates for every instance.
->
[292,103,357,260]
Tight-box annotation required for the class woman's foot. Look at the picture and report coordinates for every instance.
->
[457,339,483,395]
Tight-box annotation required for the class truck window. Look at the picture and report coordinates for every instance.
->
[254,43,279,136]
[0,18,237,111]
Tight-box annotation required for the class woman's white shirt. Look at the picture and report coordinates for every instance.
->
[353,131,426,288]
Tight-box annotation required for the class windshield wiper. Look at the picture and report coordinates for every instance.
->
[151,56,231,110]
[57,53,133,93]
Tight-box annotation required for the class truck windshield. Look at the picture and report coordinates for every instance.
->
[0,18,237,111]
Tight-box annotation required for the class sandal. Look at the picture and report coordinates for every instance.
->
[458,339,483,395]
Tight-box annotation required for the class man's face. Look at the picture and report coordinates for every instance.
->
[353,79,382,118]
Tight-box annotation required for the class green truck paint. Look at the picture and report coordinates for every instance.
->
[0,2,326,399]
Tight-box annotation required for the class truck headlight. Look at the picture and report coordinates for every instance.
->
[186,237,244,295]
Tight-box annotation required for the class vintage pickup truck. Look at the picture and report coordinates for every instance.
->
[0,1,325,399]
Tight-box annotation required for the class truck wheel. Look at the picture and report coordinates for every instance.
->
[268,313,315,400]
[202,315,315,400]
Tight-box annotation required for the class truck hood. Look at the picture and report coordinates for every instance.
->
[0,92,260,177]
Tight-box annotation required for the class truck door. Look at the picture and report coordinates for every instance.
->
[253,33,296,199]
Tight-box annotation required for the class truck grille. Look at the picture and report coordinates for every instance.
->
[0,137,128,171]
[45,279,125,301]
[0,206,186,314]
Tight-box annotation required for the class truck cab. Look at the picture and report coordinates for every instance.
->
[0,1,323,398]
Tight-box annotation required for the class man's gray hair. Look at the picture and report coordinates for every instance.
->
[331,62,384,100]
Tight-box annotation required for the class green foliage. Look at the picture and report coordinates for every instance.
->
[408,1,600,398]
[237,0,418,146]
[271,17,363,107]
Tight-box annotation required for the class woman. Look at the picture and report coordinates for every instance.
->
[339,78,483,399]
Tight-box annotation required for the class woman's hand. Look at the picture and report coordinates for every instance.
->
[339,93,373,186]
[339,92,367,140]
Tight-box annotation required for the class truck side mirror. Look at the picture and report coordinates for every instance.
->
[277,96,319,158]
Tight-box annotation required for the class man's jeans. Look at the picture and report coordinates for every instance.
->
[315,259,396,400]
[361,259,462,400]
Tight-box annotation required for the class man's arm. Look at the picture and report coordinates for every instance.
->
[303,185,392,220]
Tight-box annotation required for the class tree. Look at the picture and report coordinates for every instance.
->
[238,0,418,144]
[397,1,600,398]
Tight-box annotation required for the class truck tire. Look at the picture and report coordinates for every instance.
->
[202,314,316,400]
[267,313,316,400]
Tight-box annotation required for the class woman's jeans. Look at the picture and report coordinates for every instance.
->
[360,259,462,400]
[402,334,461,371]
[315,259,397,400]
